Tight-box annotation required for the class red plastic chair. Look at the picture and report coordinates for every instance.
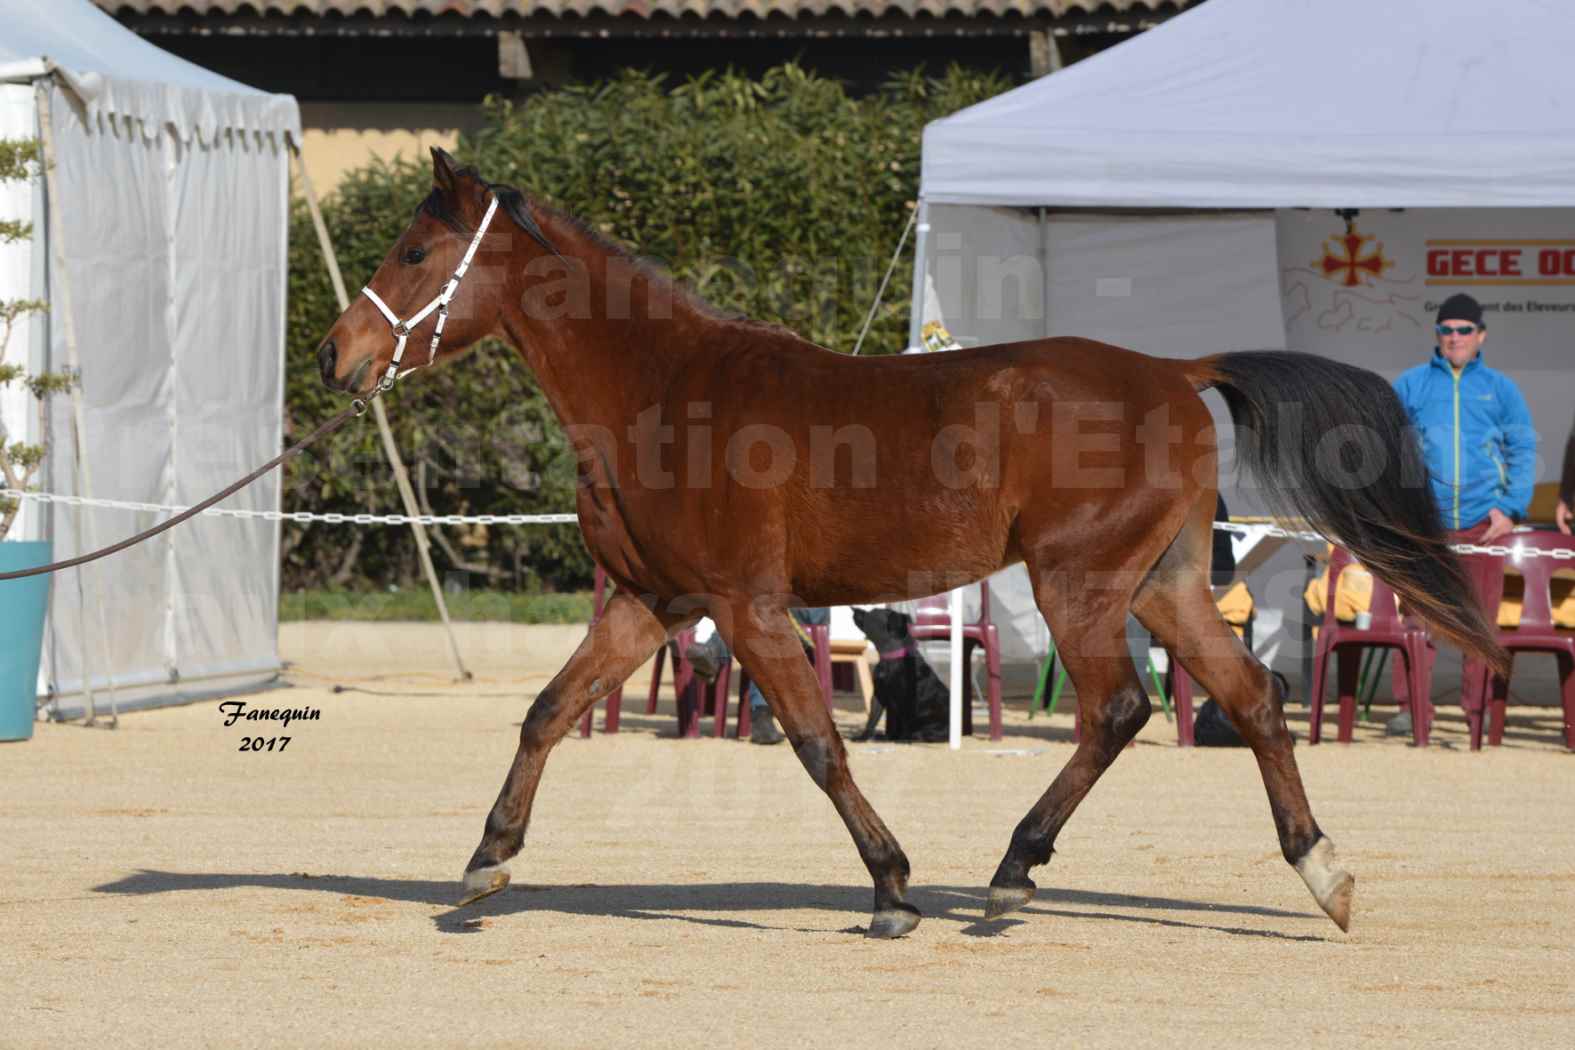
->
[1309,547,1432,746]
[676,626,745,738]
[726,621,835,739]
[908,581,1003,741]
[1480,532,1575,751]
[1162,596,1256,748]
[578,567,625,736]
[578,568,738,738]
[1164,658,1209,750]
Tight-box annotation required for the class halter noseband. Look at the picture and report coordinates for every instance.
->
[360,194,500,392]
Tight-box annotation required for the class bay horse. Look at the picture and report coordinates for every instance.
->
[315,148,1504,938]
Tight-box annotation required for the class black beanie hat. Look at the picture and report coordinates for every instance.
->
[1436,293,1485,328]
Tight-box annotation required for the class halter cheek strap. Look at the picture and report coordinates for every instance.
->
[360,194,500,392]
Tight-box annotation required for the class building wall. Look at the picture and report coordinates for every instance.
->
[297,102,490,195]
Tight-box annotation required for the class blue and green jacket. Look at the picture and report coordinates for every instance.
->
[1392,351,1537,530]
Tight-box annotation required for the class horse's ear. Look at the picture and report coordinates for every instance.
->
[431,147,460,194]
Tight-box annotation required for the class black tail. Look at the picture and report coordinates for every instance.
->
[1188,350,1507,675]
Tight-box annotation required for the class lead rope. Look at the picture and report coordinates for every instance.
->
[0,400,368,582]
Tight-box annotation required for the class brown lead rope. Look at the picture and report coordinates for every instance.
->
[0,399,368,582]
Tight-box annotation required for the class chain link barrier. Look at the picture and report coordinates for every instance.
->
[1212,520,1575,560]
[8,488,1574,558]
[4,489,577,527]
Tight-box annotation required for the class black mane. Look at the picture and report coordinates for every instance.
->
[421,167,804,342]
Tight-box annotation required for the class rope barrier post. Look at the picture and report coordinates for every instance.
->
[948,586,963,751]
[291,147,471,681]
[36,80,119,727]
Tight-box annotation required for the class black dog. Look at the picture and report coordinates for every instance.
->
[850,608,950,742]
[1192,671,1294,747]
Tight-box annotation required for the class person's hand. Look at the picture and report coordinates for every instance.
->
[1558,499,1572,536]
[1481,507,1515,544]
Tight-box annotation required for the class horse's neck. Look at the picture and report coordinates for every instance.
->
[499,214,704,431]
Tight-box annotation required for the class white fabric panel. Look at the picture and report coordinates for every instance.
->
[922,0,1575,208]
[906,212,1287,668]
[1043,213,1286,357]
[166,128,284,682]
[3,2,291,706]
[0,0,299,144]
[1041,214,1292,664]
[906,205,1047,664]
[915,204,1045,350]
[43,98,175,693]
[39,85,283,701]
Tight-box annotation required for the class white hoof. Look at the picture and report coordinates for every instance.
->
[1295,836,1355,932]
[458,863,511,907]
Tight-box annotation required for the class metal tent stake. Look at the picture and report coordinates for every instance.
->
[291,147,471,682]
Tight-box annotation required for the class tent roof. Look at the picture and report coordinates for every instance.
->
[0,0,299,143]
[921,0,1575,208]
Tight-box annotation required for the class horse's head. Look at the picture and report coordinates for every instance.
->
[316,148,515,396]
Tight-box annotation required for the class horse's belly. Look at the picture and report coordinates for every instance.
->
[790,499,1016,605]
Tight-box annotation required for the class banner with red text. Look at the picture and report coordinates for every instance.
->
[1277,208,1574,485]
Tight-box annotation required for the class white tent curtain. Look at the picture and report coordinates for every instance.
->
[0,0,298,712]
[39,91,291,704]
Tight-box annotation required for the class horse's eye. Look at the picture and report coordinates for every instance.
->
[402,247,427,265]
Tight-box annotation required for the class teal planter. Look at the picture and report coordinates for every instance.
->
[0,540,51,742]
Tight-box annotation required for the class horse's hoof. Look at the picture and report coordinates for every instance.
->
[1295,836,1354,933]
[984,880,1035,920]
[866,904,922,939]
[458,863,511,907]
[1321,872,1355,933]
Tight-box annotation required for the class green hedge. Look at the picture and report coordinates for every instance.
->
[284,65,1012,593]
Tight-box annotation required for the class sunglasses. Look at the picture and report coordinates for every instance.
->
[1436,323,1479,336]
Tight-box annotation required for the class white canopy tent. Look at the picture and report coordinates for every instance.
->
[912,0,1575,678]
[0,0,300,715]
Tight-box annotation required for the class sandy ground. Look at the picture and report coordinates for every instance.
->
[2,622,1573,1049]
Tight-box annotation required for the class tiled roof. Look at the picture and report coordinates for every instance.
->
[97,1,1190,19]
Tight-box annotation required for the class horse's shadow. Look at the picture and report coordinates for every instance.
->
[92,870,1327,942]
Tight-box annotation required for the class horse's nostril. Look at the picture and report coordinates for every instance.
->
[317,340,337,380]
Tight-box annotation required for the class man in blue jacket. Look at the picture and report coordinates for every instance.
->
[1388,292,1537,735]
[1394,293,1537,541]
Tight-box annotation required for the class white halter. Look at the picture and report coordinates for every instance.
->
[360,195,500,392]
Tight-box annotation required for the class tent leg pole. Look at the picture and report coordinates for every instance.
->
[36,81,119,727]
[290,147,471,682]
[907,200,930,352]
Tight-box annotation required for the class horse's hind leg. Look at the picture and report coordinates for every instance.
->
[986,577,1152,919]
[1131,529,1355,931]
[459,591,671,905]
[727,603,919,938]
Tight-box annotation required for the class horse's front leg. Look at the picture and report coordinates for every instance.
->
[729,606,920,938]
[459,590,670,905]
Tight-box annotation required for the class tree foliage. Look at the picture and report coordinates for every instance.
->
[284,64,1011,591]
[0,137,69,540]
